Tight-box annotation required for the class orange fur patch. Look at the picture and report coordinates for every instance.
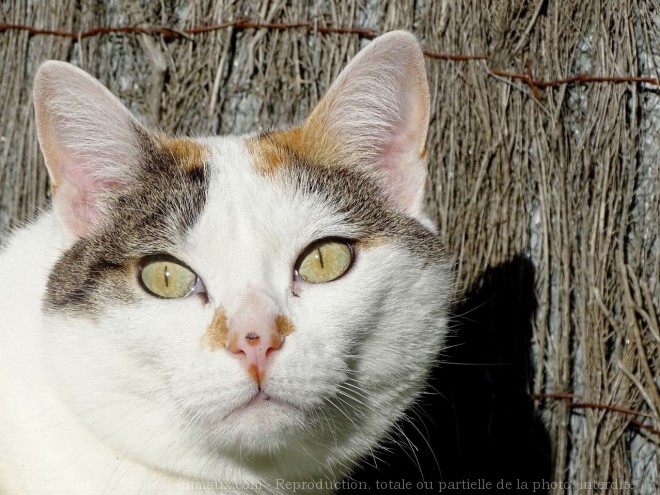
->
[276,315,296,337]
[156,136,208,172]
[420,143,428,159]
[201,308,229,351]
[245,132,292,174]
[358,237,385,250]
[246,123,345,175]
[247,364,260,384]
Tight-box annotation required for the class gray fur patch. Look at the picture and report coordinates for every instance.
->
[43,131,209,316]
[281,153,446,265]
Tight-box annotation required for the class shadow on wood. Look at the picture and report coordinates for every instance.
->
[341,256,551,494]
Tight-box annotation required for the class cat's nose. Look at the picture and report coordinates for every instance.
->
[222,290,294,386]
[227,325,284,385]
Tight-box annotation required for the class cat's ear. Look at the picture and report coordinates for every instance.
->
[33,61,147,237]
[303,31,430,216]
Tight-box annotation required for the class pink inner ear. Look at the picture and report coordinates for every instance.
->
[55,158,126,236]
[57,184,101,237]
[373,90,429,213]
[379,138,427,212]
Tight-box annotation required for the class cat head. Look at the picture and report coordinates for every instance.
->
[34,31,451,480]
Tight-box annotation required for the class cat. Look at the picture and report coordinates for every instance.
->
[0,31,451,494]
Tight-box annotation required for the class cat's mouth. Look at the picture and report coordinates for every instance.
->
[222,390,299,421]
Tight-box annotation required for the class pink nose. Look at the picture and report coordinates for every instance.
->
[227,325,284,385]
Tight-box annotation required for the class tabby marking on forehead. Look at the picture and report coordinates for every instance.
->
[155,136,209,173]
[202,308,229,351]
[245,133,445,263]
[245,130,298,174]
[246,127,345,175]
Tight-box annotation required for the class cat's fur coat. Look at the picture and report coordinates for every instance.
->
[0,31,451,494]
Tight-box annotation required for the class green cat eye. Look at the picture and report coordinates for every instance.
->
[139,256,200,299]
[296,239,353,284]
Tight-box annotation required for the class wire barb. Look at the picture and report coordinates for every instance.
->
[1,21,656,90]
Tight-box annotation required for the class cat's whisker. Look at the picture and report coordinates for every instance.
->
[398,410,441,481]
[334,387,381,417]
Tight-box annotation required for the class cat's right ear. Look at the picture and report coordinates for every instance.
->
[299,31,431,219]
[34,61,147,237]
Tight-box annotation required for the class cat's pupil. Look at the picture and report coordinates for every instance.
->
[317,248,324,269]
[164,265,170,287]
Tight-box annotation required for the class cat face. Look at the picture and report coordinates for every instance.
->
[34,31,451,480]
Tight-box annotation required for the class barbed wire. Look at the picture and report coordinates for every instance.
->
[531,393,660,438]
[1,19,658,90]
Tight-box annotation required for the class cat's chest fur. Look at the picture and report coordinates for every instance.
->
[0,31,451,495]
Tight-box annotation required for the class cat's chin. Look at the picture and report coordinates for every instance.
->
[204,390,310,454]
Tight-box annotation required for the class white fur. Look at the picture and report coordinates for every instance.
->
[0,31,451,495]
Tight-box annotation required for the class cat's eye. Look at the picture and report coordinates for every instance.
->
[295,239,353,284]
[139,256,202,299]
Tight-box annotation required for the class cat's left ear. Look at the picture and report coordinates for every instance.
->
[33,61,147,237]
[302,31,430,217]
